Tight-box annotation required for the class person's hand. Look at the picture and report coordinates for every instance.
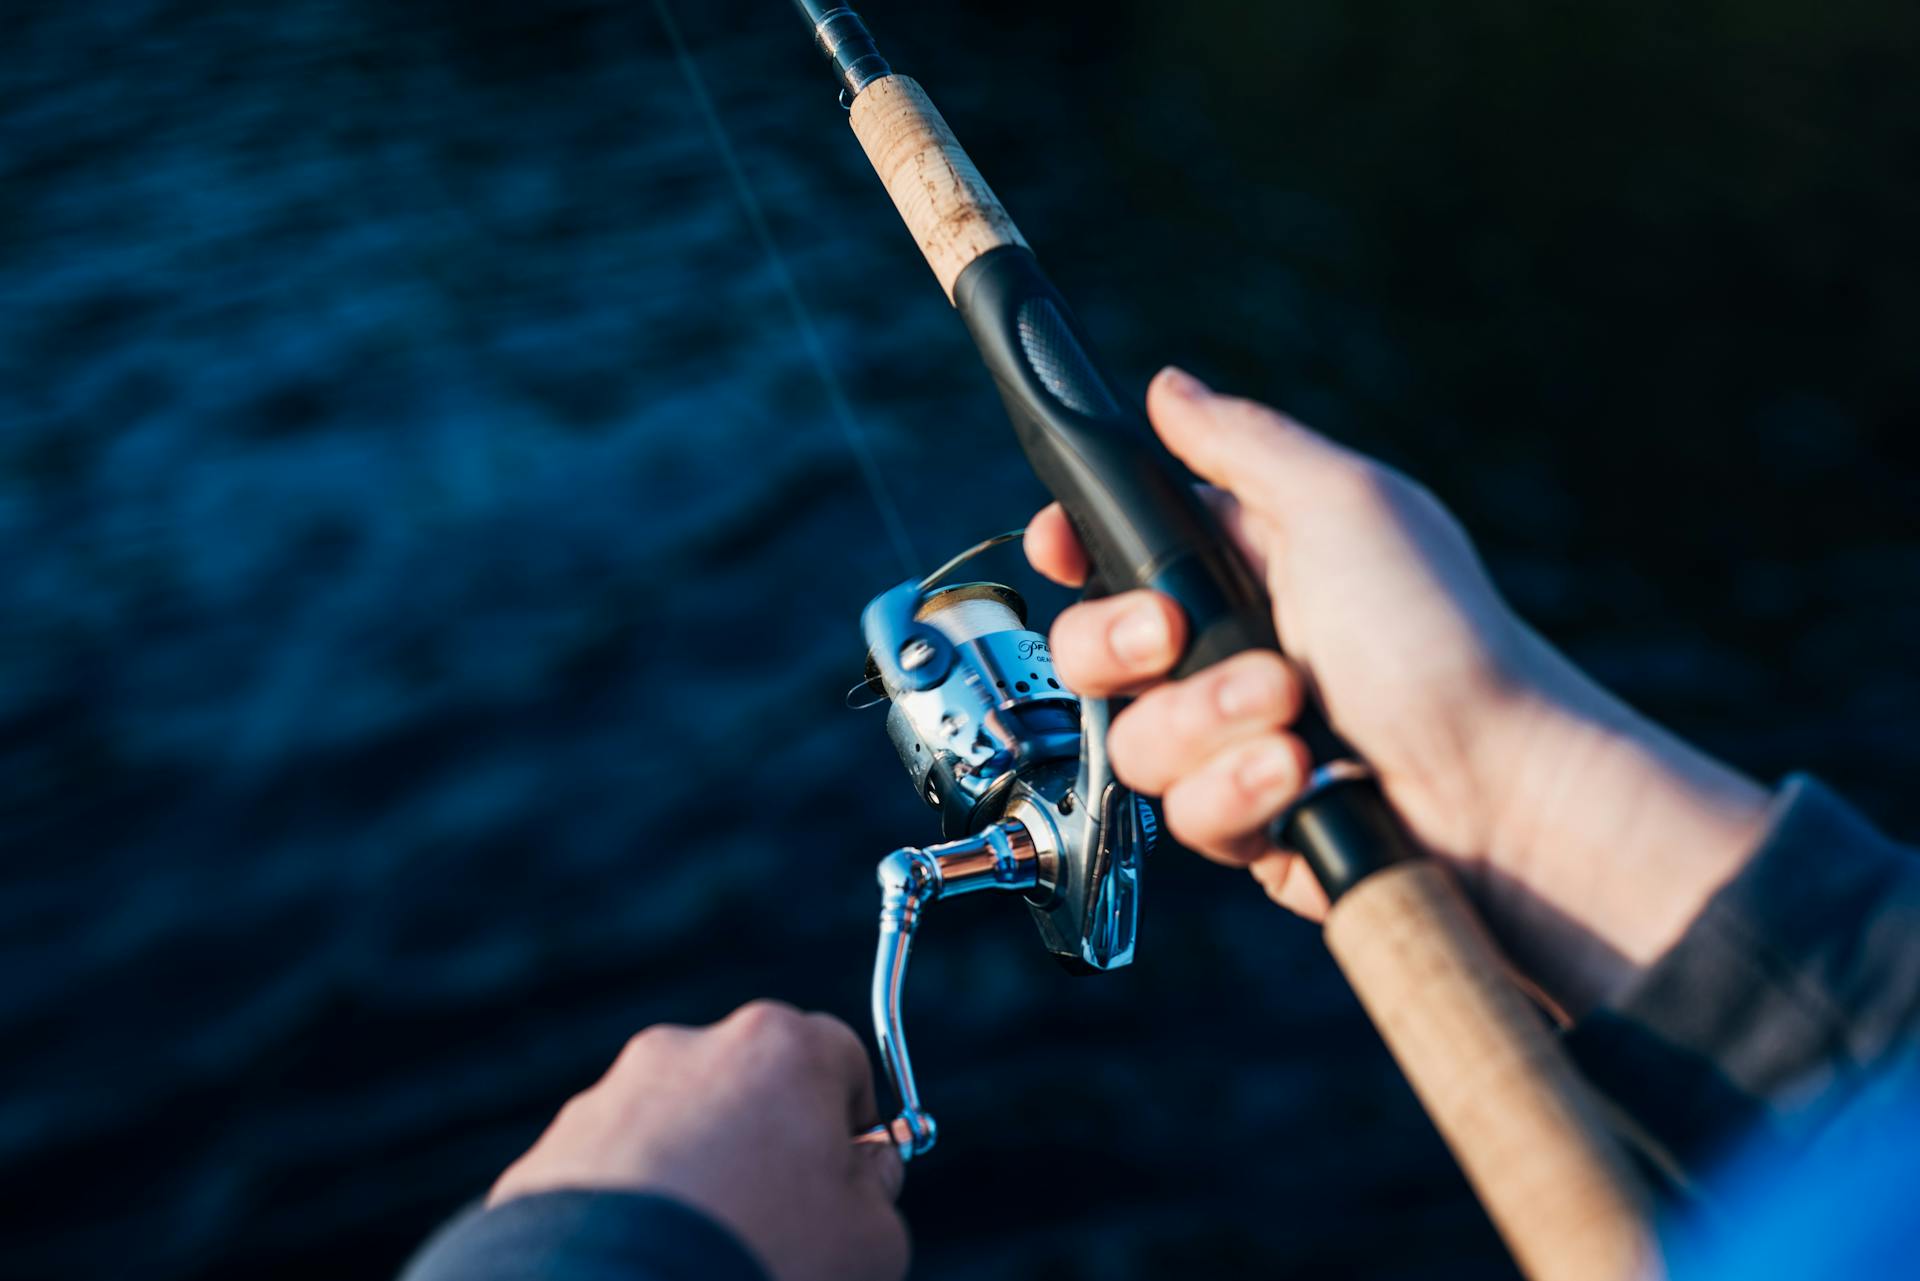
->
[489,1001,907,1281]
[1027,367,1770,1017]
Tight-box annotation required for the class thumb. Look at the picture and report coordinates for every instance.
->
[1145,367,1359,521]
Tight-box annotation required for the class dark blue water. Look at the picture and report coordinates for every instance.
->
[5,2,1917,1278]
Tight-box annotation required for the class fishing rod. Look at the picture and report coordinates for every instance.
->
[790,5,1659,1278]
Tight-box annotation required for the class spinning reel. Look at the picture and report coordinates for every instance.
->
[850,533,1158,1159]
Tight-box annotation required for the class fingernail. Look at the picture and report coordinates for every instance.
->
[1110,602,1171,665]
[1156,366,1210,401]
[1236,741,1299,795]
[1216,668,1274,720]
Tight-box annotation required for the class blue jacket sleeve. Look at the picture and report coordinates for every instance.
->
[1563,774,1920,1182]
[400,1190,770,1281]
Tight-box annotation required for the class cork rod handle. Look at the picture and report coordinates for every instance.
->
[848,76,1026,300]
[1324,861,1660,1281]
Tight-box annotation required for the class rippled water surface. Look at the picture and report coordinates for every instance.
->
[5,2,1917,1278]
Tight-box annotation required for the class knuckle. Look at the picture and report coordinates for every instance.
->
[730,998,803,1035]
[1286,732,1313,780]
[1230,736,1309,804]
[1160,783,1209,845]
[618,1024,672,1061]
[1105,700,1168,793]
[1173,676,1224,736]
[1222,653,1295,720]
[726,1000,811,1058]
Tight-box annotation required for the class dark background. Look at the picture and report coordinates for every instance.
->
[4,1,1917,1278]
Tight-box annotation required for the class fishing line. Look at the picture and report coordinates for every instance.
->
[649,0,921,577]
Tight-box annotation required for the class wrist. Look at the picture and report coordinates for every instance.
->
[1471,630,1771,1018]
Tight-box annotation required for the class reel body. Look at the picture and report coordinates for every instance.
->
[853,537,1157,1159]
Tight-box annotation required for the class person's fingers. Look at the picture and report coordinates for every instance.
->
[596,1022,689,1091]
[1031,487,1271,591]
[1249,851,1332,921]
[1027,479,1275,602]
[862,1205,913,1281]
[795,1011,883,1133]
[1023,502,1088,588]
[1106,651,1303,796]
[1160,733,1311,866]
[1049,591,1189,697]
[1146,367,1365,523]
[855,1134,907,1202]
[800,1012,907,1204]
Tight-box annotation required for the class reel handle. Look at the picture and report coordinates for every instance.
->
[857,826,1043,1163]
[853,1116,924,1156]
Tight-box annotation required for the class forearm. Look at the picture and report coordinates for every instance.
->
[1477,631,1772,1018]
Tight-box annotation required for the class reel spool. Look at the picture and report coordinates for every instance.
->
[851,533,1158,1160]
[861,581,1079,837]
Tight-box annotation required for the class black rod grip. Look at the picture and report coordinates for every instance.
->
[952,245,1416,899]
[1278,775,1421,899]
